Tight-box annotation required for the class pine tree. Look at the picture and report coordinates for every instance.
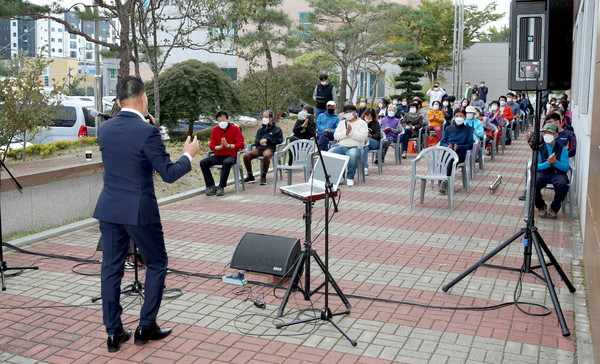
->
[394,52,426,100]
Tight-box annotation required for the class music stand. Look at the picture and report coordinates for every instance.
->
[0,160,39,290]
[275,129,357,346]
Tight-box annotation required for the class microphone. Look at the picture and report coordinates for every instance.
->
[90,110,112,120]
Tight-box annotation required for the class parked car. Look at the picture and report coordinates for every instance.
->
[287,99,315,115]
[0,135,33,155]
[29,99,97,144]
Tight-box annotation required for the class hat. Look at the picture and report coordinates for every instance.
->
[326,100,336,107]
[543,123,558,133]
[465,106,478,114]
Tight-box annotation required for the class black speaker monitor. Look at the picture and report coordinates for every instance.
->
[508,0,574,91]
[230,232,301,277]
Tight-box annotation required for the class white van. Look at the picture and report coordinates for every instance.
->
[30,98,97,144]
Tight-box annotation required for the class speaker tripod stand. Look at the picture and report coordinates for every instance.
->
[0,160,38,291]
[92,240,144,302]
[441,90,575,336]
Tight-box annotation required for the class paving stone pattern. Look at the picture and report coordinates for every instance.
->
[0,133,594,363]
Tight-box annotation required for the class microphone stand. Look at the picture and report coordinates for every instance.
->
[275,117,357,346]
[0,160,39,291]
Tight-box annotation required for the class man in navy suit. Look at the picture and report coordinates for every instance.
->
[93,76,199,352]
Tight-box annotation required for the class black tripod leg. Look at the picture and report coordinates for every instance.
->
[531,232,571,336]
[328,318,357,346]
[312,253,352,309]
[442,228,526,292]
[277,250,308,317]
[1,266,5,291]
[534,231,576,293]
[275,315,319,329]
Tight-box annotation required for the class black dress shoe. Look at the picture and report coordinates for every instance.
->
[107,329,131,353]
[134,326,172,345]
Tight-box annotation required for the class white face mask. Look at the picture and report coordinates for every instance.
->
[401,101,407,106]
[472,96,477,100]
[499,100,506,106]
[388,110,396,117]
[490,105,499,111]
[434,87,439,91]
[392,100,398,105]
[466,113,475,120]
[432,105,440,110]
[507,97,513,103]
[543,134,555,144]
[462,101,468,106]
[465,84,470,87]
[379,103,383,109]
[480,83,484,87]
[359,102,366,108]
[262,117,270,125]
[321,81,327,86]
[297,111,307,120]
[409,108,417,114]
[364,117,372,122]
[455,117,465,125]
[343,112,354,120]
[218,121,228,129]
[442,101,449,106]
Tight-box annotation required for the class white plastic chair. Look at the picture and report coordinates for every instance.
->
[409,146,469,211]
[272,139,315,195]
[205,143,250,194]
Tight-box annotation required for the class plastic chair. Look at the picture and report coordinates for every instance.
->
[409,146,469,211]
[247,142,286,180]
[470,136,484,180]
[272,139,316,195]
[205,143,250,194]
[367,138,385,174]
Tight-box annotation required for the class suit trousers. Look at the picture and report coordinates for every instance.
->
[99,221,168,335]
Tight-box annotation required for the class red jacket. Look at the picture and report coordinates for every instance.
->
[500,106,514,122]
[209,123,245,157]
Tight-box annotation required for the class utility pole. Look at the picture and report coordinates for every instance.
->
[93,0,103,136]
[451,0,465,99]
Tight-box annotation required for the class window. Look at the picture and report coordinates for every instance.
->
[51,48,55,52]
[12,32,16,37]
[70,51,77,58]
[51,37,55,42]
[83,107,96,127]
[109,69,116,80]
[12,21,16,26]
[70,41,76,48]
[86,52,92,59]
[58,28,62,32]
[13,43,16,47]
[58,49,62,53]
[70,34,76,39]
[51,27,55,32]
[298,12,311,28]
[44,76,49,86]
[50,106,77,127]
[58,38,62,43]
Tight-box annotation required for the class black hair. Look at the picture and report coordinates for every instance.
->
[506,92,515,97]
[215,110,229,120]
[432,100,441,106]
[447,96,456,102]
[304,105,314,114]
[545,112,562,122]
[381,98,390,106]
[117,76,145,101]
[319,73,328,81]
[454,108,467,116]
[489,100,500,107]
[363,107,378,122]
[265,109,274,118]
[343,104,357,112]
[408,102,419,109]
[499,95,507,101]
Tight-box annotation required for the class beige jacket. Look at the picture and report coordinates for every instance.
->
[334,117,368,148]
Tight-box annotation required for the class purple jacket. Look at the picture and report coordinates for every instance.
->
[380,116,401,141]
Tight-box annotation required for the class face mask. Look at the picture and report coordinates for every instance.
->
[462,102,468,106]
[364,117,372,122]
[388,110,396,117]
[465,84,470,87]
[409,108,417,114]
[499,100,506,106]
[507,97,513,103]
[262,117,270,125]
[543,134,555,144]
[480,83,484,87]
[455,117,465,125]
[343,112,354,120]
[442,101,449,107]
[432,105,440,110]
[359,102,366,108]
[297,111,307,120]
[402,101,407,106]
[392,100,398,105]
[434,87,439,91]
[472,96,477,100]
[321,81,327,86]
[327,108,335,115]
[490,105,498,111]
[218,121,228,129]
[379,103,383,109]
[551,102,556,105]
[466,113,474,120]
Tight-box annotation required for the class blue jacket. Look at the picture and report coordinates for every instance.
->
[316,112,340,135]
[93,111,191,225]
[440,124,474,159]
[538,142,569,174]
[465,118,485,140]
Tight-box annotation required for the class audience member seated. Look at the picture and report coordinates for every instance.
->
[316,100,340,151]
[357,97,368,117]
[379,105,401,164]
[200,110,245,196]
[243,110,284,185]
[399,102,425,159]
[362,107,381,175]
[442,97,454,125]
[438,108,474,194]
[330,104,368,187]
[470,93,485,111]
[376,97,391,117]
[465,106,485,141]
[427,100,445,142]
[395,97,409,118]
[547,112,577,157]
[498,95,515,144]
[535,123,570,219]
[291,106,316,141]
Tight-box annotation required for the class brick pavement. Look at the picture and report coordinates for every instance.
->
[0,133,593,363]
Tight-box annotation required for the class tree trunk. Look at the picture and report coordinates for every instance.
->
[153,71,160,126]
[339,66,348,112]
[116,0,131,79]
[187,121,194,138]
[131,7,141,78]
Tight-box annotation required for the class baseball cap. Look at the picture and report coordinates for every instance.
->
[465,106,478,114]
[543,123,558,133]
[326,101,336,107]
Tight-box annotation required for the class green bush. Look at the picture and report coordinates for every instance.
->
[5,138,99,160]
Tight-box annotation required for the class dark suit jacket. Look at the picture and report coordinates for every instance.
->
[93,111,191,226]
